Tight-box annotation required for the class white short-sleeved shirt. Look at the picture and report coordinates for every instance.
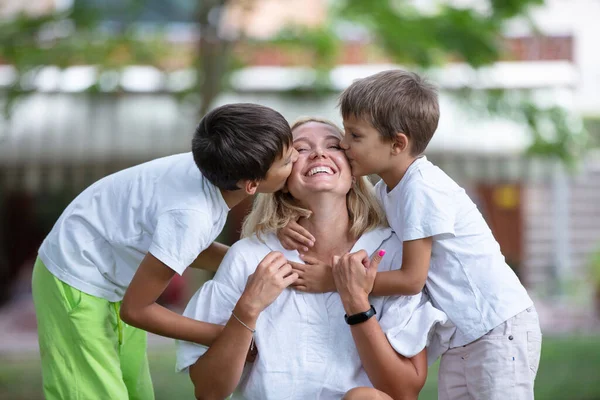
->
[38,153,230,301]
[375,156,533,347]
[177,228,453,400]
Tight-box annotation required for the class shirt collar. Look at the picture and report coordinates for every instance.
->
[261,227,393,262]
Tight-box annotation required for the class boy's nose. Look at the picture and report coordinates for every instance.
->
[339,138,349,150]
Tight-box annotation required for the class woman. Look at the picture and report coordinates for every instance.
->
[176,118,450,400]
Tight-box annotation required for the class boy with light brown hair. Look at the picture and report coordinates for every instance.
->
[282,70,541,400]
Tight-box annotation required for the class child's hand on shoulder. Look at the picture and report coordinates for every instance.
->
[290,254,335,293]
[277,219,315,252]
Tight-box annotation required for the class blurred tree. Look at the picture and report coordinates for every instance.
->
[0,0,587,162]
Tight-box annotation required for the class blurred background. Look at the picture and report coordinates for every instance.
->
[1,0,599,398]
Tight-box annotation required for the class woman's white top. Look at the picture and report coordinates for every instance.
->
[177,227,454,400]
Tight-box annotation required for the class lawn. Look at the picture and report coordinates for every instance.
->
[1,335,599,399]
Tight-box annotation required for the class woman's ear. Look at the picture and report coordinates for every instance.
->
[391,133,409,155]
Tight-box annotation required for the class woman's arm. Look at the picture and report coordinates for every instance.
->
[333,250,427,399]
[188,301,258,400]
[187,251,298,400]
[348,317,427,399]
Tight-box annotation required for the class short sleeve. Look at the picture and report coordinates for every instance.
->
[401,180,456,242]
[175,241,258,372]
[149,209,212,275]
[175,280,240,372]
[379,292,454,366]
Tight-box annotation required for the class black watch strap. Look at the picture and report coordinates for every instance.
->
[344,305,376,325]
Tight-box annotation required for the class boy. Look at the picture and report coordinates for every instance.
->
[281,71,541,400]
[32,103,298,400]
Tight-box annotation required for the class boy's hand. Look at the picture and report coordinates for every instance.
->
[289,254,336,293]
[277,219,315,252]
[246,344,258,363]
[332,250,385,315]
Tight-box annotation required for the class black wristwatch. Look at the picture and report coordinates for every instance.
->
[344,305,376,325]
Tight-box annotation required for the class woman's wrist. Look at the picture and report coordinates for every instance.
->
[340,294,371,315]
[234,297,260,327]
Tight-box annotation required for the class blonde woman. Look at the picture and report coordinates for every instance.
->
[176,118,450,400]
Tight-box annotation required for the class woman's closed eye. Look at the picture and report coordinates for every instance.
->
[296,147,309,153]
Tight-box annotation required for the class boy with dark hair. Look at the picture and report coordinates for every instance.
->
[281,70,541,400]
[32,103,298,400]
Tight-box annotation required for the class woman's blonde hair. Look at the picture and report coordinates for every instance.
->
[241,117,387,240]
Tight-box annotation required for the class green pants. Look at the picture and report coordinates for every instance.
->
[32,258,155,400]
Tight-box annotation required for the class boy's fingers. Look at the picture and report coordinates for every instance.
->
[287,229,314,248]
[332,255,341,267]
[289,261,306,272]
[290,277,305,286]
[293,225,316,244]
[280,238,297,251]
[299,254,321,265]
[282,272,299,286]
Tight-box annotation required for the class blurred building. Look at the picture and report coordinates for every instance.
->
[0,0,599,313]
[0,0,57,18]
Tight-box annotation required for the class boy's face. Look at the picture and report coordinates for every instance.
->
[341,115,393,177]
[256,145,299,193]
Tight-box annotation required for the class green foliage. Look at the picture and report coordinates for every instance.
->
[584,116,600,148]
[335,1,502,67]
[450,87,588,166]
[0,0,585,163]
[0,4,169,115]
[589,246,600,286]
[2,336,600,399]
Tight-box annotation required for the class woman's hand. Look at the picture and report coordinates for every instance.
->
[332,250,385,315]
[277,219,315,252]
[290,254,336,293]
[236,252,298,320]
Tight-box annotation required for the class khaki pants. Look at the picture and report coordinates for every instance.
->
[438,307,542,400]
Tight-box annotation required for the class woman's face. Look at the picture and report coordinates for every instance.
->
[287,122,353,202]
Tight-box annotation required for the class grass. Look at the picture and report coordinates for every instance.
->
[1,335,599,399]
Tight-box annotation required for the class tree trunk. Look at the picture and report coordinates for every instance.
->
[196,0,232,117]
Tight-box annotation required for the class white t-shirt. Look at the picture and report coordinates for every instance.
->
[39,153,230,302]
[177,228,454,400]
[375,156,533,347]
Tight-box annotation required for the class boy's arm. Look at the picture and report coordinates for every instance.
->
[121,253,224,345]
[188,242,230,272]
[371,237,432,296]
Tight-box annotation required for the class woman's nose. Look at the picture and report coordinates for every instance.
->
[310,148,326,158]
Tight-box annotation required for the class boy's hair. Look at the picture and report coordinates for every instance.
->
[192,103,292,190]
[241,117,387,240]
[339,69,439,156]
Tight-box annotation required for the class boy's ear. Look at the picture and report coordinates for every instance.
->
[391,132,409,155]
[241,180,260,195]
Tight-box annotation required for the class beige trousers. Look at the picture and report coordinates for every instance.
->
[438,306,542,400]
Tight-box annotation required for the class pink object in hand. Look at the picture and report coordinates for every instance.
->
[378,249,386,257]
